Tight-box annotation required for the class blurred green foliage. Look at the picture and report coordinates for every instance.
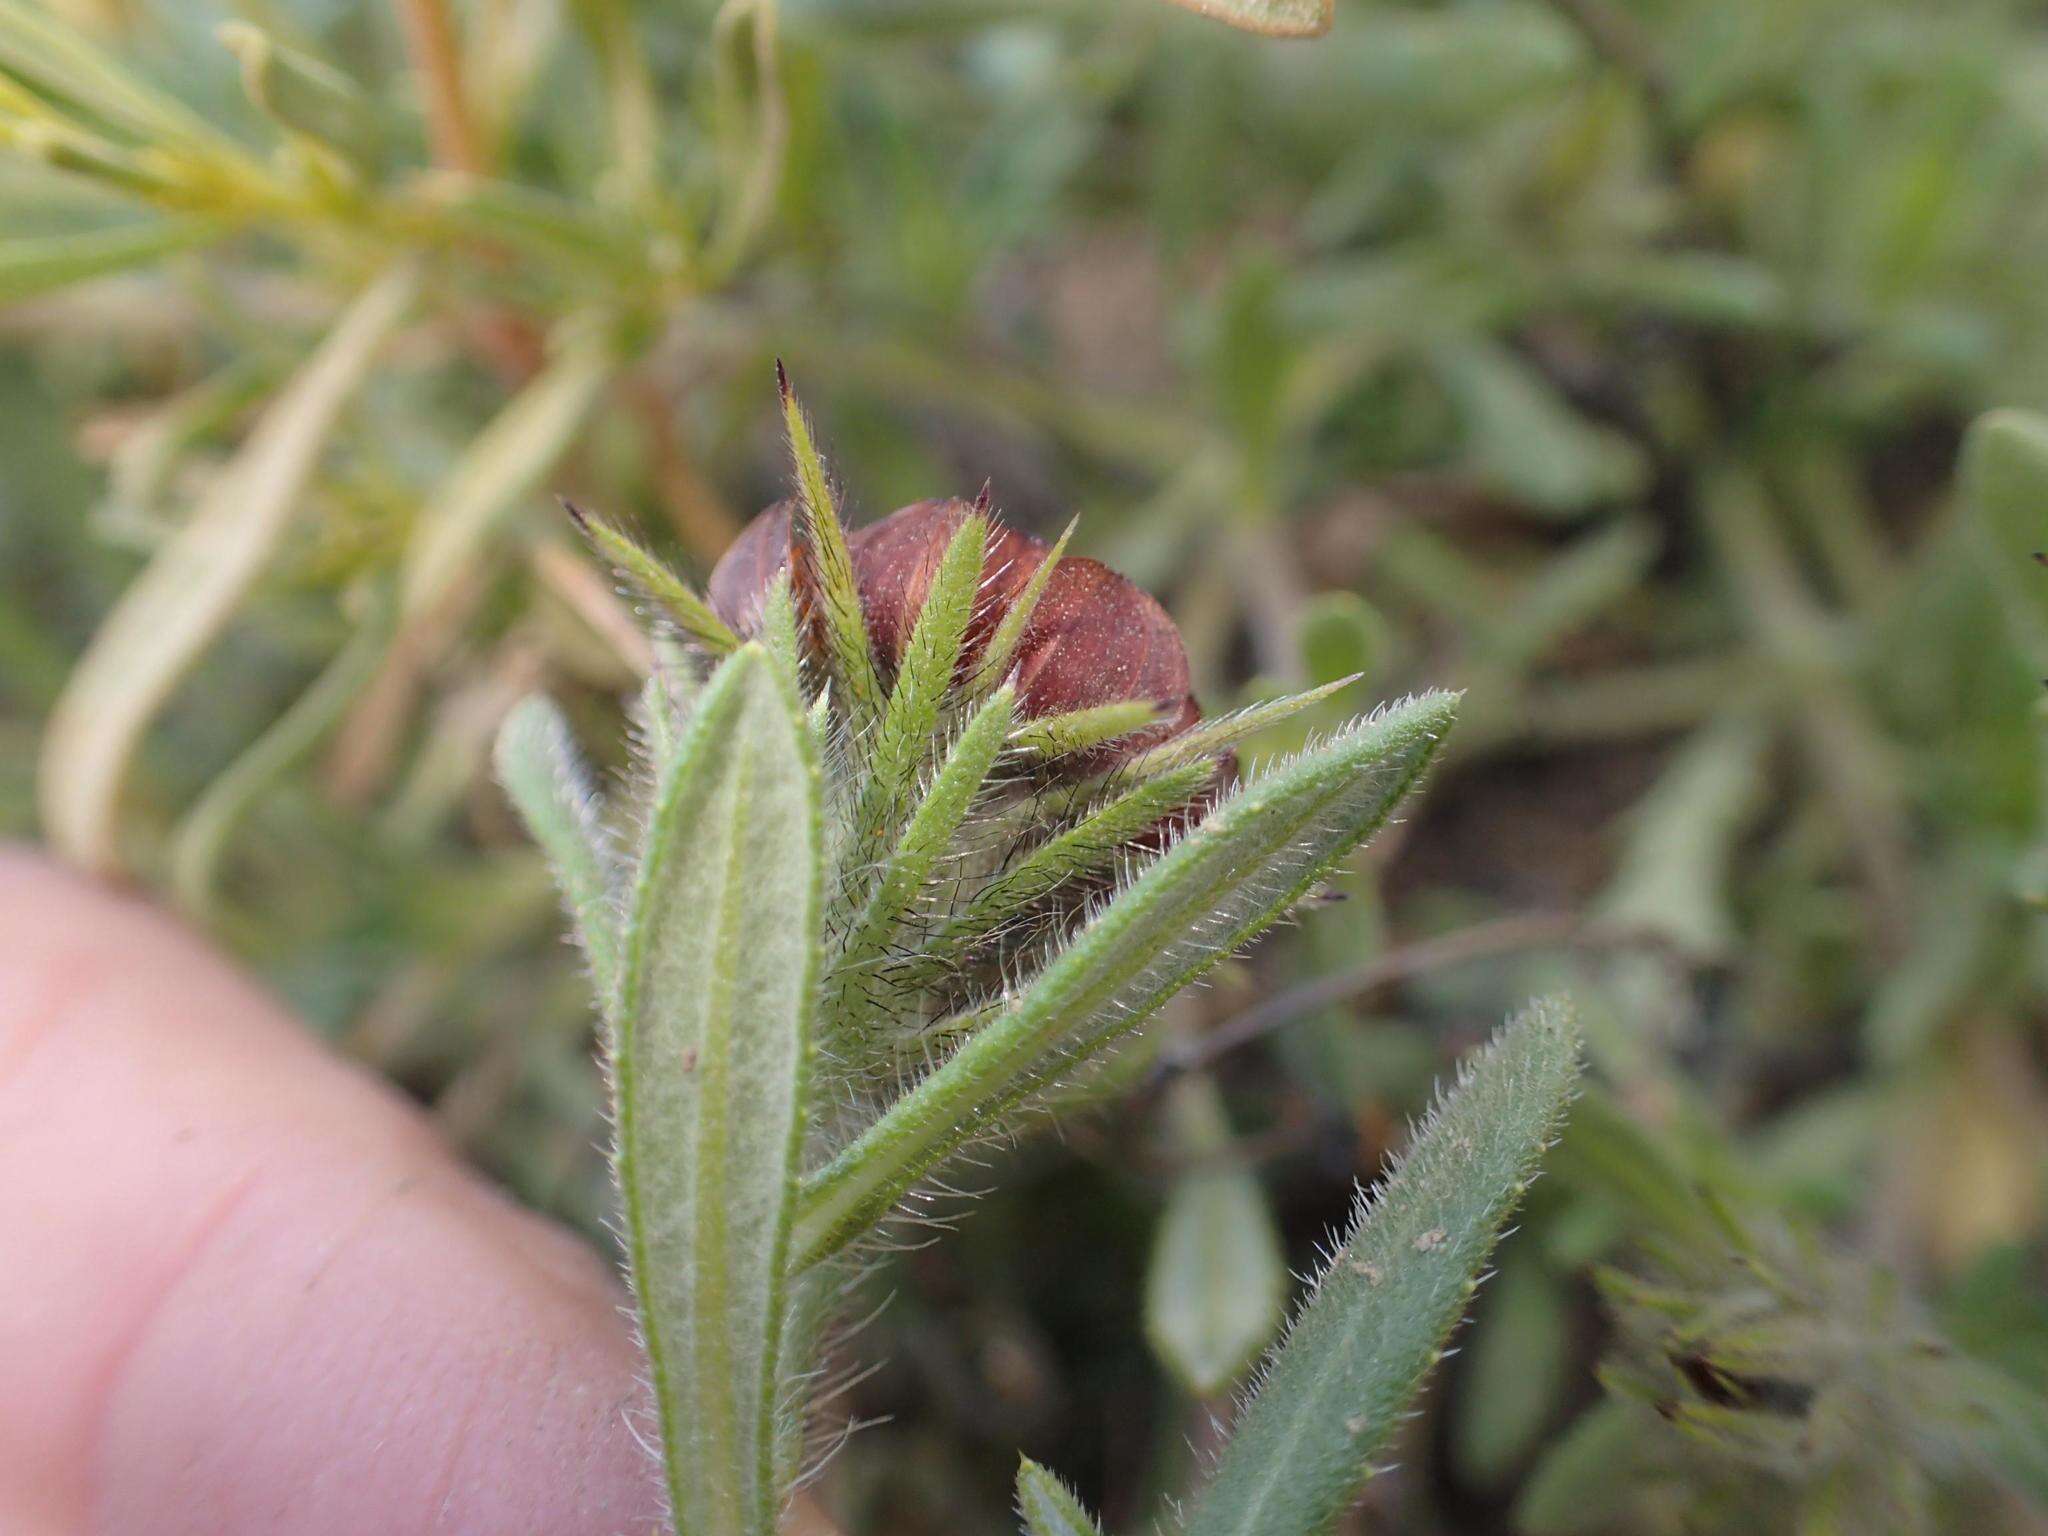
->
[3,0,2047,1530]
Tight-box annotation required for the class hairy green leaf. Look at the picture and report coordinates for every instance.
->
[494,692,626,1011]
[968,515,1073,699]
[792,691,1459,1269]
[1120,674,1359,778]
[574,504,741,652]
[1011,698,1168,760]
[937,760,1214,955]
[1182,998,1583,1536]
[1016,1456,1105,1536]
[614,645,821,1536]
[780,367,884,722]
[833,688,1017,1043]
[852,510,986,862]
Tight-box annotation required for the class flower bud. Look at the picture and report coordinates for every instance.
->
[708,496,1203,771]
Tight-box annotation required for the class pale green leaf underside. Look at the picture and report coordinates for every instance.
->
[615,645,821,1536]
[493,693,626,1010]
[1183,997,1584,1536]
[791,690,1460,1269]
[1016,1456,1106,1536]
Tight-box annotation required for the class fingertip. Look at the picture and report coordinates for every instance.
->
[0,845,664,1535]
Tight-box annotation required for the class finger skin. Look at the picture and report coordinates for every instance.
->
[0,849,665,1536]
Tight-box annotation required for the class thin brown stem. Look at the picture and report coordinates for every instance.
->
[394,0,485,176]
[1150,912,1669,1085]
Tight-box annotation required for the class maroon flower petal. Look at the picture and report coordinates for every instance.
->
[706,498,794,634]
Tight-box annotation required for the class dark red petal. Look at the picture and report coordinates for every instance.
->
[849,499,1046,674]
[706,499,794,634]
[1008,556,1193,765]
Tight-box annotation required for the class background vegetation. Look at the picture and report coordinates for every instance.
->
[2,0,2046,1530]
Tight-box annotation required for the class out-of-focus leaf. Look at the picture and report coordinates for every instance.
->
[400,319,620,619]
[1962,407,2048,666]
[1516,1399,1648,1534]
[217,22,377,169]
[1433,341,1650,517]
[1298,590,1388,691]
[1144,1077,1288,1397]
[39,262,418,873]
[1597,717,1770,959]
[0,218,222,303]
[1454,1249,1569,1484]
[1157,0,1330,41]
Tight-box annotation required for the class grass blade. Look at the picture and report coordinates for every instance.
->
[615,645,822,1536]
[1182,998,1584,1536]
[791,691,1459,1268]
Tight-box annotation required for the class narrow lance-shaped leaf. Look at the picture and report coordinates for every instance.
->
[967,515,1074,700]
[1016,1457,1106,1536]
[1010,698,1169,760]
[1182,998,1584,1536]
[852,510,987,864]
[494,694,626,1012]
[613,646,821,1536]
[39,261,418,874]
[832,688,1017,1045]
[935,760,1215,956]
[571,501,741,653]
[780,363,884,722]
[1118,673,1360,778]
[792,691,1459,1269]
